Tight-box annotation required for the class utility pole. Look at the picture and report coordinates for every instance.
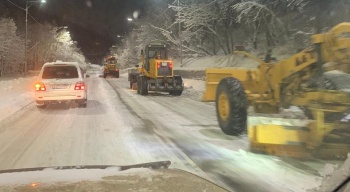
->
[178,0,183,67]
[24,0,46,75]
[25,1,28,75]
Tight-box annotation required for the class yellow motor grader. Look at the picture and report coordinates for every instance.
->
[103,56,120,78]
[202,23,350,159]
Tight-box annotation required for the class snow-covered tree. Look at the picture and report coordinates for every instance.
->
[27,23,57,70]
[0,18,25,75]
[167,0,245,55]
[232,0,309,49]
[113,31,141,68]
[112,1,175,68]
[27,24,87,70]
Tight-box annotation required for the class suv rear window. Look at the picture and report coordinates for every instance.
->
[42,65,79,79]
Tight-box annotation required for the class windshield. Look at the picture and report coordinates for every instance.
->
[107,59,117,64]
[2,0,350,192]
[148,48,167,59]
[42,66,79,79]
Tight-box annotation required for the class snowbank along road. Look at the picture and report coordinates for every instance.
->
[0,68,339,192]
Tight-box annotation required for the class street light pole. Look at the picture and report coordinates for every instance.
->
[25,0,28,75]
[24,0,46,75]
[178,0,183,67]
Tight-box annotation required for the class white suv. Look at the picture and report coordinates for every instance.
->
[35,61,87,109]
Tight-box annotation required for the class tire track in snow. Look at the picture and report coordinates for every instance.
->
[105,79,210,176]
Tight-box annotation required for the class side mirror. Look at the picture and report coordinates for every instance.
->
[135,65,139,68]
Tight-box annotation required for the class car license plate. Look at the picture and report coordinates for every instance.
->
[52,84,67,89]
[162,62,168,67]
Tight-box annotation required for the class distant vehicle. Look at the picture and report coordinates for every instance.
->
[35,61,87,109]
[103,56,120,78]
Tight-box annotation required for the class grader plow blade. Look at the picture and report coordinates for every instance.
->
[248,116,350,160]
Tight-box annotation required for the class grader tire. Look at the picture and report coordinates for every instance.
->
[215,77,248,136]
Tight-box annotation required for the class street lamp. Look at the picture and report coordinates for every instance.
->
[25,0,46,75]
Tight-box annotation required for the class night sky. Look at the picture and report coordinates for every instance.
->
[1,0,149,63]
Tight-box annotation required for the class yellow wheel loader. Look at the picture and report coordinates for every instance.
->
[128,43,184,96]
[203,22,350,159]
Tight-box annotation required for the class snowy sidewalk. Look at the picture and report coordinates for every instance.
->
[0,74,38,124]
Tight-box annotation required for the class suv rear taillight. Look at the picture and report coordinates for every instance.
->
[74,81,86,90]
[35,82,46,91]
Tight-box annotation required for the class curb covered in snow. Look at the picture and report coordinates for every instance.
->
[0,76,37,126]
[174,69,205,80]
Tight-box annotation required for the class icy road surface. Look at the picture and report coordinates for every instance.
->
[0,72,332,192]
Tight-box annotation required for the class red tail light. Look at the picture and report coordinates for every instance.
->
[74,81,86,90]
[157,62,160,69]
[168,62,173,69]
[35,82,46,91]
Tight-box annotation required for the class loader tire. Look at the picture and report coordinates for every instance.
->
[170,90,182,96]
[136,76,141,94]
[36,104,47,109]
[216,77,248,136]
[140,76,148,95]
[116,71,120,78]
[129,74,136,89]
[170,76,183,96]
[174,76,183,85]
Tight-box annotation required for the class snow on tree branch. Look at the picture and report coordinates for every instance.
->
[0,18,25,75]
[232,0,304,48]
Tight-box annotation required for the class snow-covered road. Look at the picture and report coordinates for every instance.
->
[0,73,332,192]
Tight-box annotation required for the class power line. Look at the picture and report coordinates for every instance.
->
[5,0,25,11]
[6,0,42,26]
[28,12,43,26]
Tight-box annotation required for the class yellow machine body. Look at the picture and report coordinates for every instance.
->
[138,58,174,79]
[128,43,183,95]
[203,22,350,159]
